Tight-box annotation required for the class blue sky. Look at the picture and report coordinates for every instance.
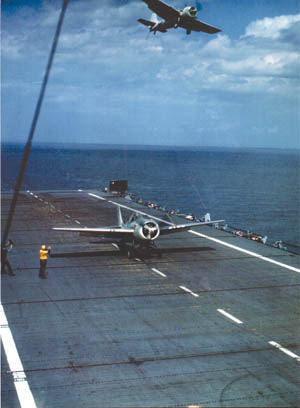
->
[2,0,300,148]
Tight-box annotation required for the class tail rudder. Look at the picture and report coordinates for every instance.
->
[150,13,159,24]
[117,206,124,227]
[204,213,211,222]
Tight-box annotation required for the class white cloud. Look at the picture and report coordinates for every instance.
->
[60,31,92,48]
[146,45,164,55]
[244,13,300,39]
[2,32,24,59]
[151,12,300,97]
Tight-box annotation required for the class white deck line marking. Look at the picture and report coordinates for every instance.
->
[75,220,81,224]
[44,201,48,204]
[151,268,167,278]
[30,192,33,196]
[39,198,43,202]
[88,193,106,201]
[189,230,300,274]
[78,189,82,192]
[179,286,199,297]
[217,309,243,324]
[269,341,300,361]
[0,305,37,408]
[57,209,62,213]
[112,243,119,249]
[34,195,38,199]
[65,215,71,218]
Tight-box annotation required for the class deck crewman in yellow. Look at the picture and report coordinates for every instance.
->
[39,245,51,279]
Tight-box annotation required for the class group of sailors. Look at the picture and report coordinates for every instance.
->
[129,195,204,221]
[219,224,268,244]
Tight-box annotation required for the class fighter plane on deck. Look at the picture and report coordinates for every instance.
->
[138,0,221,35]
[53,204,223,258]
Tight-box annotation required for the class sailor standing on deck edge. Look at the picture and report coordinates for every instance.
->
[1,239,15,276]
[39,244,51,279]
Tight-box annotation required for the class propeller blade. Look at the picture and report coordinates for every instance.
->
[195,1,203,11]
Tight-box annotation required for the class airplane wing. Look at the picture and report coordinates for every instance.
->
[180,18,221,34]
[142,0,179,20]
[52,227,134,238]
[100,200,223,229]
[160,220,224,235]
[86,194,224,234]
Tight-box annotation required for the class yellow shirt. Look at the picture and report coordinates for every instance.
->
[40,249,49,260]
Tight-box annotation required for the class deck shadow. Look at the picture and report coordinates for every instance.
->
[51,246,215,258]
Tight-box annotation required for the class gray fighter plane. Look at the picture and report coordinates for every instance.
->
[53,205,223,258]
[138,0,221,35]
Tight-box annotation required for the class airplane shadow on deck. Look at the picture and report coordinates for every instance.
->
[51,246,215,258]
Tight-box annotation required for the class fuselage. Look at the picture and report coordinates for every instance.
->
[150,6,197,32]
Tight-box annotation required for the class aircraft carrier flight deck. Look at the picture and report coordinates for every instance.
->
[1,189,300,407]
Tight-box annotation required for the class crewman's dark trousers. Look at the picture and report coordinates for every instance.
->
[1,259,13,275]
[39,259,47,278]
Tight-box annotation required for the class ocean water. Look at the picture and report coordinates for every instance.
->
[1,144,299,246]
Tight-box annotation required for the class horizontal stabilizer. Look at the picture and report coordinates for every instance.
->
[138,18,156,27]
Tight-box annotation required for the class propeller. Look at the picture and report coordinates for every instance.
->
[195,1,203,12]
[184,1,203,12]
[143,222,159,239]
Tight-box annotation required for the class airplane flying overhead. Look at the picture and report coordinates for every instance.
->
[138,0,221,35]
[53,205,223,258]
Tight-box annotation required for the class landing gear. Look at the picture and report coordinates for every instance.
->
[117,243,135,259]
[125,242,162,259]
[113,240,162,259]
[175,17,180,28]
[145,242,162,259]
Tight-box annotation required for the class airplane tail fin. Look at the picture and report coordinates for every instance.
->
[137,13,158,28]
[204,213,211,222]
[150,13,159,24]
[117,206,124,227]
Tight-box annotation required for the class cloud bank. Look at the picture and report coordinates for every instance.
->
[2,1,300,148]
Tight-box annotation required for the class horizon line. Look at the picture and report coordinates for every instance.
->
[2,142,300,152]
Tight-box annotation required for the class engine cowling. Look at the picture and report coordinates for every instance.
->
[180,6,197,18]
[133,220,160,241]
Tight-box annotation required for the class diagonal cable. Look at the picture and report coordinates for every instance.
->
[1,0,69,248]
